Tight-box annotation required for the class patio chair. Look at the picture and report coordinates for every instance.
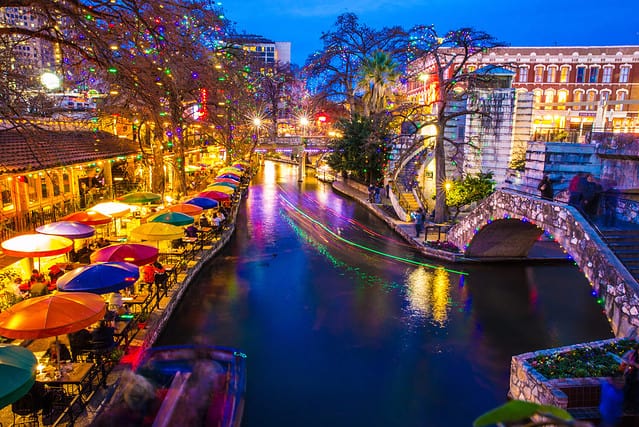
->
[12,391,40,426]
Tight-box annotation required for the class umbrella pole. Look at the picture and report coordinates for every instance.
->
[55,336,61,376]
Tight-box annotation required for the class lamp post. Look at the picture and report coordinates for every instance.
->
[298,116,309,182]
[250,117,262,166]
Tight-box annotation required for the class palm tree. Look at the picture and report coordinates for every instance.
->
[356,51,400,116]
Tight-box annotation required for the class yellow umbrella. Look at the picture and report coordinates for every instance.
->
[219,167,243,175]
[205,185,234,194]
[130,222,184,242]
[90,202,131,218]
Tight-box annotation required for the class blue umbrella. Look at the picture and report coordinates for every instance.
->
[217,174,240,181]
[57,262,139,294]
[184,197,220,210]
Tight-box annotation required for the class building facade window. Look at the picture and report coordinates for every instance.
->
[534,66,544,83]
[518,66,529,83]
[602,66,613,83]
[589,67,599,83]
[573,90,584,110]
[547,66,557,83]
[560,66,570,83]
[619,66,630,83]
[576,66,586,83]
[616,90,628,111]
[586,90,597,110]
[600,90,611,105]
[557,90,568,110]
[543,89,555,108]
[533,89,542,106]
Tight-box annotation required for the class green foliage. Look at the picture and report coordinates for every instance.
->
[473,400,577,427]
[445,172,495,220]
[326,114,391,184]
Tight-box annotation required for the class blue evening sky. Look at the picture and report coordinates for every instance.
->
[221,0,638,66]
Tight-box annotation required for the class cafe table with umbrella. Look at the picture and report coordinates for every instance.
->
[56,262,139,294]
[213,178,240,185]
[61,210,113,226]
[184,197,219,211]
[90,243,158,267]
[197,190,231,202]
[165,203,203,217]
[0,292,106,374]
[0,344,37,409]
[1,234,74,271]
[218,166,243,175]
[36,221,96,240]
[216,173,241,181]
[147,211,194,227]
[130,222,184,243]
[116,192,162,205]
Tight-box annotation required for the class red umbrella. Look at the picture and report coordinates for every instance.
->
[165,203,203,216]
[61,210,113,226]
[197,190,231,201]
[90,243,159,266]
[0,292,106,339]
[213,178,240,185]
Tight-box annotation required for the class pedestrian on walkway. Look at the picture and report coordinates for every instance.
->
[385,181,391,198]
[367,184,375,203]
[411,208,425,238]
[581,174,602,217]
[537,175,554,200]
[568,172,585,207]
[374,185,381,204]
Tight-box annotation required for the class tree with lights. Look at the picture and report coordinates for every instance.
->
[405,25,504,223]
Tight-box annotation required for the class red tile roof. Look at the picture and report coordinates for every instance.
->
[0,129,140,173]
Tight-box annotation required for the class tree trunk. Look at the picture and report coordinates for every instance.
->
[433,131,447,224]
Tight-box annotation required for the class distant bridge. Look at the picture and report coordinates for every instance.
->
[448,189,639,338]
[255,136,331,152]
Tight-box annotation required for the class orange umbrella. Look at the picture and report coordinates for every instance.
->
[61,210,113,226]
[1,234,73,258]
[165,203,203,216]
[0,292,106,340]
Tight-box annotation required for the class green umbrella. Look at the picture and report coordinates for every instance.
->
[148,211,195,227]
[116,192,162,205]
[0,344,37,409]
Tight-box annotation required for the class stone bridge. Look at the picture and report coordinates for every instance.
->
[448,189,639,338]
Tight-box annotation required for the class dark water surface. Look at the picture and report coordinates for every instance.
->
[156,161,614,427]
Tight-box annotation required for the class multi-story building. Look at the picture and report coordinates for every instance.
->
[227,33,291,65]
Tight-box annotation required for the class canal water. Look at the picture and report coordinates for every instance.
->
[156,161,614,427]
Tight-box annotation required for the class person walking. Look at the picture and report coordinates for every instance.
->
[411,208,425,238]
[537,175,554,200]
[568,172,584,207]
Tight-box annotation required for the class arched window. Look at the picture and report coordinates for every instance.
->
[615,90,628,111]
[534,66,545,83]
[547,66,557,83]
[560,65,570,83]
[586,90,597,110]
[573,90,584,111]
[557,90,568,110]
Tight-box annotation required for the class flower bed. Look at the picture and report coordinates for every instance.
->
[526,339,635,379]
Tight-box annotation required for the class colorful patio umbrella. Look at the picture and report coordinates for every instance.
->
[0,292,106,339]
[90,243,158,266]
[196,191,231,202]
[0,344,37,409]
[232,163,246,170]
[130,222,184,242]
[36,221,96,240]
[213,178,240,185]
[207,182,238,190]
[218,166,243,174]
[1,234,74,258]
[216,173,240,181]
[204,185,234,195]
[57,262,139,294]
[116,192,162,205]
[90,202,131,218]
[0,292,106,374]
[184,197,220,210]
[165,203,203,216]
[61,210,113,226]
[148,211,194,227]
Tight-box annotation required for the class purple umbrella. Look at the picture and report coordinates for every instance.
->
[36,221,96,239]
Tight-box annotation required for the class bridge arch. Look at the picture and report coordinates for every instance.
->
[448,189,639,337]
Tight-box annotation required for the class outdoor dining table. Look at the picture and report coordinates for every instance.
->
[122,292,150,315]
[36,361,96,396]
[113,316,136,346]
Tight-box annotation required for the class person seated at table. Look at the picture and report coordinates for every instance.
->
[199,214,210,228]
[29,276,49,297]
[29,269,45,284]
[15,277,30,296]
[153,261,168,289]
[68,329,92,362]
[90,320,116,354]
[184,224,199,238]
[95,236,110,248]
[109,291,128,316]
[48,264,64,290]
[44,341,72,363]
[141,263,156,292]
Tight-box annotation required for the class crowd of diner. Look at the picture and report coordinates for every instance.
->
[0,161,251,425]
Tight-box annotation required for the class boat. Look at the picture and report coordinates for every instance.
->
[92,345,246,427]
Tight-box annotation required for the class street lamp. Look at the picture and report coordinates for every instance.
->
[299,116,309,137]
[252,117,262,143]
[40,72,61,91]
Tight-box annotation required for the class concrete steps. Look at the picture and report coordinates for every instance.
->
[602,229,639,280]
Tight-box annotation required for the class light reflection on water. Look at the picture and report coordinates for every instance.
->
[157,161,614,427]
